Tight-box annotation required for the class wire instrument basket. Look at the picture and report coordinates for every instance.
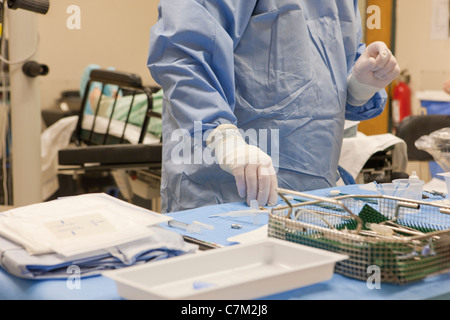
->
[268,188,450,285]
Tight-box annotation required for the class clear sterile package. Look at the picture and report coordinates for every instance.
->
[0,193,171,257]
[415,127,450,172]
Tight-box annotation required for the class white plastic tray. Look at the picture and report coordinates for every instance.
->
[104,238,347,300]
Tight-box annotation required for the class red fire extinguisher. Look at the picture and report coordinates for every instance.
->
[392,70,411,130]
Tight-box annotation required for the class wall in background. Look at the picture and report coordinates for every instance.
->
[35,0,450,115]
[395,0,450,113]
[37,0,159,109]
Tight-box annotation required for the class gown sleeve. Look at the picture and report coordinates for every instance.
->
[147,0,257,134]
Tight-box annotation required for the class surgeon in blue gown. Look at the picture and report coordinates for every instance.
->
[147,0,400,213]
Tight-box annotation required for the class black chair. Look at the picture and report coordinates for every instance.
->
[57,69,163,210]
[396,114,450,161]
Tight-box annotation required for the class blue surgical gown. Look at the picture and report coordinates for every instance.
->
[147,0,387,213]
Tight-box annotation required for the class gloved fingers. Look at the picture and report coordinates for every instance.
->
[256,165,273,206]
[354,56,377,77]
[366,41,390,59]
[364,41,391,72]
[378,67,401,84]
[373,55,398,77]
[244,164,258,206]
[240,164,277,207]
[373,48,392,71]
[353,42,398,88]
[267,168,279,206]
[232,166,247,198]
[374,60,401,82]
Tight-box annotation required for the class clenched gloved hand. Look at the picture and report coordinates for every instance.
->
[348,41,401,106]
[207,124,278,207]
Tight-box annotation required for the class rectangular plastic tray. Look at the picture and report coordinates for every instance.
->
[104,238,347,300]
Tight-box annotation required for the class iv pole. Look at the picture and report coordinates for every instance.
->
[5,0,49,207]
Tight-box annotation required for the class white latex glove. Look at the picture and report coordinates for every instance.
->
[348,41,400,106]
[207,124,278,207]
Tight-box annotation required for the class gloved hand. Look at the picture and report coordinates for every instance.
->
[207,124,278,207]
[348,41,400,106]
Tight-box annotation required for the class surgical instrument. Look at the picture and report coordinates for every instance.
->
[209,200,269,225]
[167,220,214,234]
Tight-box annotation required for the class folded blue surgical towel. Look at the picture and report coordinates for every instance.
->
[0,226,197,279]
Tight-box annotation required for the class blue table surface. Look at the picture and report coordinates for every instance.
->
[1,185,449,300]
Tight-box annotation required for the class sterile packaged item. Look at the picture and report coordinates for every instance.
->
[438,172,450,195]
[415,128,450,172]
[0,193,170,257]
